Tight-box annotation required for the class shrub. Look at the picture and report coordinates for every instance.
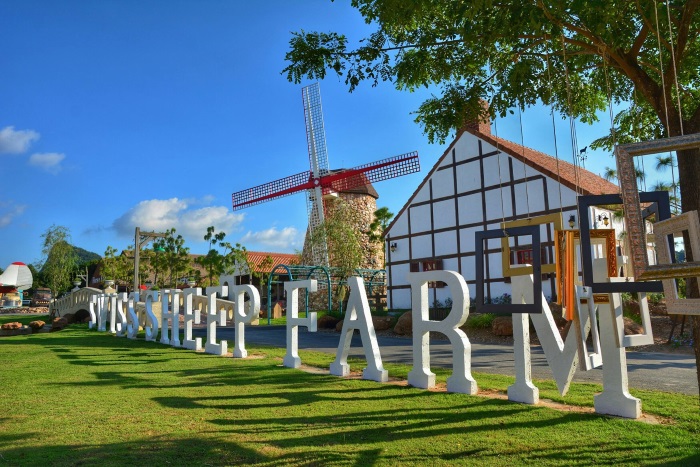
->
[466,313,496,329]
[487,293,511,305]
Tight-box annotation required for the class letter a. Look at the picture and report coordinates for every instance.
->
[330,276,387,382]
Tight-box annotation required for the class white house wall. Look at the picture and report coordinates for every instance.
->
[386,131,580,309]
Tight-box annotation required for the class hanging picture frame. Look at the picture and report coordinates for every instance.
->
[577,192,670,293]
[475,226,542,314]
[615,134,700,280]
[555,229,617,316]
[654,210,700,315]
[500,213,563,277]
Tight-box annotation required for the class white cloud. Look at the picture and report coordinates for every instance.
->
[29,152,65,174]
[241,227,301,250]
[113,198,245,239]
[0,203,26,228]
[0,126,40,154]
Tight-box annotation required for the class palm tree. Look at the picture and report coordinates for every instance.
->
[655,154,679,210]
[603,166,617,182]
[651,181,672,192]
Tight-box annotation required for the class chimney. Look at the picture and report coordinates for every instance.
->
[463,99,491,135]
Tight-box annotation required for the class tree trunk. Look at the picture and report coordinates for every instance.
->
[676,147,700,401]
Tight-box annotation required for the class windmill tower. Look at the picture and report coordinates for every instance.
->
[232,83,420,268]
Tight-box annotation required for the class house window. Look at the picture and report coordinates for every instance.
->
[508,246,550,281]
[409,259,445,288]
[516,249,534,265]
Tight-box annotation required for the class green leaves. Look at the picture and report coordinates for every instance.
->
[283,31,349,84]
[284,0,700,141]
[39,225,78,295]
[196,226,248,286]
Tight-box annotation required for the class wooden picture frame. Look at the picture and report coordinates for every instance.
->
[555,229,617,316]
[500,213,562,277]
[654,210,700,315]
[615,134,700,280]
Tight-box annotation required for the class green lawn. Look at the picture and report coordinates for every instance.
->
[0,316,698,466]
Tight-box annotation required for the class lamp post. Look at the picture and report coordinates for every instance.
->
[75,266,89,289]
[133,227,167,294]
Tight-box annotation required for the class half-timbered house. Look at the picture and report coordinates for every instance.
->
[384,120,619,309]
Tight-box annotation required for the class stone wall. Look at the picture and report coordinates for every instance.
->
[300,191,385,311]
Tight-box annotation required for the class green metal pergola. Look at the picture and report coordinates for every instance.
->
[265,264,386,325]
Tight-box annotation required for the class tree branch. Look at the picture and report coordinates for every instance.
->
[674,0,700,65]
[630,23,650,57]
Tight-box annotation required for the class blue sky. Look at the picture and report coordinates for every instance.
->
[0,0,659,269]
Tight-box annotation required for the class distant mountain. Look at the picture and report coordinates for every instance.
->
[36,242,101,275]
[73,245,101,265]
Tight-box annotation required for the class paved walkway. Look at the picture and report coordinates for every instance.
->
[197,325,699,396]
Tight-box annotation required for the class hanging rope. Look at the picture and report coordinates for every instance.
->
[654,2,671,134]
[518,107,532,219]
[664,0,684,136]
[654,1,680,203]
[545,46,565,216]
[603,59,618,151]
[663,0,682,208]
[561,35,583,197]
[488,61,509,233]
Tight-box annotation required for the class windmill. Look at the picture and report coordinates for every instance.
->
[232,83,420,266]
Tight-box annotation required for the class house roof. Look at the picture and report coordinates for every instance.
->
[464,126,619,196]
[245,251,300,273]
[386,124,620,234]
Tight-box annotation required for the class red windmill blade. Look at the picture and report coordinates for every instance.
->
[231,152,420,211]
[231,170,314,210]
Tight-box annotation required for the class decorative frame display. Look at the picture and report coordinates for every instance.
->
[615,134,700,280]
[475,226,542,314]
[555,229,618,315]
[577,192,670,293]
[654,210,700,315]
[500,213,563,277]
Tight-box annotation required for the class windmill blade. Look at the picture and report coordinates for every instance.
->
[231,170,314,210]
[320,151,420,194]
[302,83,329,178]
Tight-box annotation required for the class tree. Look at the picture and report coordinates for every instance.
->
[367,206,394,267]
[196,226,227,287]
[252,254,275,303]
[308,199,366,307]
[102,246,119,281]
[603,167,617,182]
[162,229,191,288]
[39,225,78,296]
[148,229,192,289]
[284,0,700,392]
[195,226,248,286]
[103,246,132,290]
[367,206,394,243]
